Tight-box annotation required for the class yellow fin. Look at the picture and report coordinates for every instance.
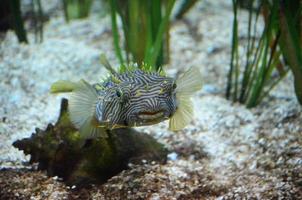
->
[50,80,78,93]
[79,118,107,139]
[176,67,202,97]
[169,97,193,131]
[168,67,201,131]
[69,80,106,139]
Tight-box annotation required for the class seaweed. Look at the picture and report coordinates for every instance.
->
[13,98,168,186]
[9,0,28,43]
[227,0,302,107]
[109,0,175,70]
[62,0,93,22]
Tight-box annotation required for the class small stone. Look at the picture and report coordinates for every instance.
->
[167,152,178,161]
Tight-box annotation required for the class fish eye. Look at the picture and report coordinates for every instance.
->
[116,87,130,104]
[172,83,177,90]
[116,89,123,97]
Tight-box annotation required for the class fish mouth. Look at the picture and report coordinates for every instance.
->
[138,111,165,121]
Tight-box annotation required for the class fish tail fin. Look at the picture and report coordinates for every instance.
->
[100,54,117,75]
[50,80,79,93]
[169,67,202,131]
[69,80,106,139]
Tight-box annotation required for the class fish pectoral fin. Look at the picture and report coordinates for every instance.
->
[79,118,107,139]
[169,97,193,131]
[169,67,201,131]
[176,67,202,96]
[68,79,104,139]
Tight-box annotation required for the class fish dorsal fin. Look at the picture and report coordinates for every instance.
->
[100,54,117,75]
[176,67,202,96]
[169,97,193,131]
[69,80,106,139]
[169,67,202,131]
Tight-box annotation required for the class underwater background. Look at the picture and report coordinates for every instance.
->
[0,0,301,199]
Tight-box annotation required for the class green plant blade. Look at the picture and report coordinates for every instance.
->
[144,0,175,68]
[109,0,125,65]
[279,1,302,104]
[10,0,28,43]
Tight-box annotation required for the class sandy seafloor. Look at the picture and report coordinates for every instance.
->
[0,0,301,199]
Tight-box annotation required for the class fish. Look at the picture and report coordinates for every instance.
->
[50,55,202,139]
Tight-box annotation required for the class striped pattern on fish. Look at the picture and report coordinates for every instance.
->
[50,56,202,139]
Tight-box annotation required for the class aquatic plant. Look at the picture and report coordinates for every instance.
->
[9,0,28,43]
[109,0,175,70]
[62,0,93,22]
[278,0,302,105]
[30,0,44,42]
[226,0,302,108]
[6,0,44,43]
[175,0,199,19]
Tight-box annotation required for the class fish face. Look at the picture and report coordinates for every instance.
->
[124,76,177,127]
[125,78,176,126]
[96,70,178,128]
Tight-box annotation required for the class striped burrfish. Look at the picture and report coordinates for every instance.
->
[50,56,202,139]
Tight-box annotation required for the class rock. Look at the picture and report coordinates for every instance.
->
[12,99,168,186]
